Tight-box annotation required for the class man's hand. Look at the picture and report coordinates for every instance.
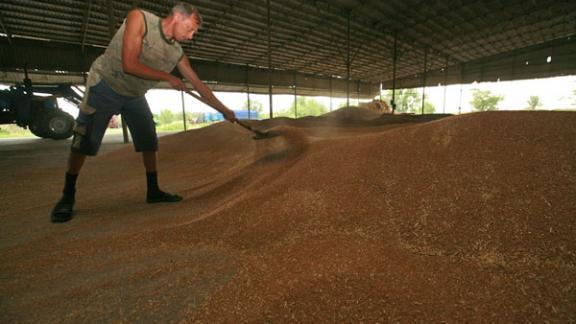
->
[176,56,236,122]
[222,108,236,122]
[167,75,187,91]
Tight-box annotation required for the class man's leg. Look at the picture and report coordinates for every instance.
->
[51,151,86,223]
[122,97,182,203]
[51,94,114,223]
[142,151,182,203]
[62,151,87,203]
[142,150,157,172]
[68,150,87,174]
[64,150,87,200]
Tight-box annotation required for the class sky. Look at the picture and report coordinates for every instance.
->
[2,75,575,119]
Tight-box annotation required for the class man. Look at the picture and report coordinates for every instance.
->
[51,3,235,223]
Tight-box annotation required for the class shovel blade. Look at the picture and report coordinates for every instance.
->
[252,130,281,140]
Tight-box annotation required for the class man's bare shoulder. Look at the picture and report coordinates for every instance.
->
[126,9,145,23]
[124,9,146,37]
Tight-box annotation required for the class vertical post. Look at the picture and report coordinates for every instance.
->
[391,31,398,113]
[458,63,464,115]
[421,47,428,115]
[293,72,297,118]
[346,10,351,108]
[357,81,360,105]
[0,12,13,45]
[246,86,251,120]
[80,0,92,54]
[442,56,449,114]
[107,0,129,144]
[245,64,251,120]
[180,90,187,131]
[547,47,554,77]
[267,0,273,119]
[511,53,517,79]
[329,75,333,112]
[458,84,463,115]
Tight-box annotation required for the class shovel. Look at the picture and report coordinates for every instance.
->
[184,89,280,140]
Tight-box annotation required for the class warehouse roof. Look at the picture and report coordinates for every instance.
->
[1,0,575,96]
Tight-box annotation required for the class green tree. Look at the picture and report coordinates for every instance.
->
[242,99,264,113]
[279,96,328,118]
[158,109,175,125]
[395,89,420,113]
[423,101,436,114]
[470,89,503,111]
[383,89,435,114]
[526,96,542,110]
[383,89,417,113]
[188,112,205,123]
[172,111,188,122]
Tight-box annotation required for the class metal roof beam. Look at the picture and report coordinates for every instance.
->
[0,37,379,98]
[80,0,93,53]
[313,0,460,65]
[380,36,576,88]
[0,11,14,44]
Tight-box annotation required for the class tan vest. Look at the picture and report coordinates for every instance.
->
[88,10,184,97]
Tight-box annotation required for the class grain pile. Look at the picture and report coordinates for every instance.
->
[358,99,393,113]
[1,109,575,322]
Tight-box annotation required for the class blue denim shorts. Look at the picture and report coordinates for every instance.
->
[71,80,158,156]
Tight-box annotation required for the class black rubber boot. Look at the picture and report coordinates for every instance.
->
[51,195,75,223]
[146,191,183,203]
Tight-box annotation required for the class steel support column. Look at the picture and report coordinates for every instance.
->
[458,63,464,114]
[0,12,12,45]
[246,87,251,120]
[357,80,360,105]
[391,31,398,112]
[421,47,428,115]
[442,56,449,114]
[245,64,251,120]
[180,90,187,131]
[80,0,92,53]
[107,0,130,143]
[293,72,297,118]
[267,0,273,119]
[346,10,351,108]
[329,75,333,111]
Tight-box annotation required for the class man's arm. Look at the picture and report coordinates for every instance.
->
[121,9,186,90]
[177,55,236,121]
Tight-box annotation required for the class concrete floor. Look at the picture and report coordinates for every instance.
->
[0,132,174,170]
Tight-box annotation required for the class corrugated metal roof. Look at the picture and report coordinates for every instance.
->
[0,0,575,90]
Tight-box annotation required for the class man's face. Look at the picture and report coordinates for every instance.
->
[174,13,200,42]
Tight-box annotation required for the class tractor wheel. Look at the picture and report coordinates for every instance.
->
[47,110,75,140]
[29,113,51,138]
